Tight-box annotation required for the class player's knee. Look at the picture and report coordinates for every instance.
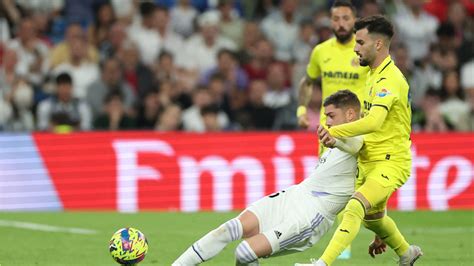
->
[215,218,243,242]
[235,241,258,264]
[363,211,385,228]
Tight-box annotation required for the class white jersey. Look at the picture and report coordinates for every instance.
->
[300,136,363,199]
[245,136,363,254]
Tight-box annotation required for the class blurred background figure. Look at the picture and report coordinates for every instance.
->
[155,103,182,131]
[36,72,91,132]
[93,90,136,131]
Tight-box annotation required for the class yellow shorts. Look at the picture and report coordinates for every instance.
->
[355,161,411,215]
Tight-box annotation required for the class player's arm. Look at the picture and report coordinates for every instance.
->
[328,106,388,138]
[297,46,321,128]
[328,84,397,138]
[333,136,363,156]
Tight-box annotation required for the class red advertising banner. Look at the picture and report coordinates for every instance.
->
[25,132,473,212]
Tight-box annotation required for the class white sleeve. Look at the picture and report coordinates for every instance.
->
[334,136,363,156]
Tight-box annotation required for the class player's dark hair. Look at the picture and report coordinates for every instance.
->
[323,89,360,112]
[354,15,394,39]
[56,73,72,85]
[331,0,356,15]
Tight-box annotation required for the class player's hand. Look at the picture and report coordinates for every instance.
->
[298,114,310,129]
[368,235,387,258]
[317,125,336,147]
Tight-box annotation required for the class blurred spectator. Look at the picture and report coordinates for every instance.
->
[243,38,291,85]
[88,2,116,48]
[98,21,128,61]
[412,88,451,132]
[263,63,292,109]
[313,10,332,43]
[116,40,155,98]
[200,49,249,91]
[360,0,382,17]
[218,0,244,48]
[110,0,136,23]
[291,19,317,91]
[155,5,187,69]
[237,20,263,65]
[182,10,237,74]
[53,37,100,99]
[242,79,275,130]
[439,70,470,131]
[260,0,299,62]
[0,0,21,40]
[62,0,99,25]
[292,19,317,64]
[200,104,222,131]
[49,23,99,68]
[154,50,178,83]
[127,1,161,66]
[93,90,136,130]
[86,57,135,119]
[7,17,49,86]
[155,103,182,131]
[36,72,91,131]
[394,0,439,62]
[182,86,229,132]
[136,88,161,129]
[157,79,192,110]
[170,0,198,38]
[445,3,474,65]
[0,48,34,131]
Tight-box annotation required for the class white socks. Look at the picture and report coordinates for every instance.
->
[173,218,243,265]
[235,240,259,265]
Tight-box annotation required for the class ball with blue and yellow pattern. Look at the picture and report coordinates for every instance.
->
[109,227,149,265]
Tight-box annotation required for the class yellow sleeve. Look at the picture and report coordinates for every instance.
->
[328,106,388,137]
[306,46,321,79]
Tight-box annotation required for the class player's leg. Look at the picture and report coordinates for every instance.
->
[235,233,272,266]
[317,169,396,265]
[172,210,258,265]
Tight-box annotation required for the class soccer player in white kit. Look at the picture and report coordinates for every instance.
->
[173,90,363,266]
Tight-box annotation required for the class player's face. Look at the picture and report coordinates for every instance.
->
[354,28,376,66]
[324,104,346,128]
[330,6,355,43]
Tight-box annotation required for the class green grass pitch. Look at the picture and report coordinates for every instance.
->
[0,211,472,265]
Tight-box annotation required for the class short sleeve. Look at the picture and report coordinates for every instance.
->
[306,46,321,79]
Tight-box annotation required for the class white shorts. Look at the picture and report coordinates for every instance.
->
[245,185,347,254]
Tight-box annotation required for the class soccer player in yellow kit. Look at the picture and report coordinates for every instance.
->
[313,15,423,266]
[297,0,369,157]
[297,1,369,259]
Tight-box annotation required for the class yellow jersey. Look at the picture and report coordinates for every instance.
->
[306,36,369,124]
[358,56,412,163]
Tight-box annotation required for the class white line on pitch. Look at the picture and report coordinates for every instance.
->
[0,219,98,234]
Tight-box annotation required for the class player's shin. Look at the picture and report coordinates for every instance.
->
[364,215,409,256]
[173,218,243,265]
[320,199,365,265]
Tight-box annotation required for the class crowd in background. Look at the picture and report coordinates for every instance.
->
[0,0,473,133]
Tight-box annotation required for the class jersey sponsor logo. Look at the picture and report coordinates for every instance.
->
[274,230,282,239]
[376,88,391,97]
[322,71,360,80]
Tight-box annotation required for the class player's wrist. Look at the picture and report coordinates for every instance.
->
[297,105,307,117]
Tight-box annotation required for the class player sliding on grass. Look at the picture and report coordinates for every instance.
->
[173,90,364,266]
[312,15,422,266]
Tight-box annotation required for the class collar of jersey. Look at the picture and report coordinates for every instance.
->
[371,55,392,74]
[334,35,356,49]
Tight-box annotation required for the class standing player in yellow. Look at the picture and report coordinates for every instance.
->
[297,0,369,260]
[313,15,423,266]
[298,0,369,157]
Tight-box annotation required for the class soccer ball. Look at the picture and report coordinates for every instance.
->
[109,227,149,265]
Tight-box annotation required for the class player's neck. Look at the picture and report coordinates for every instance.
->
[370,51,390,70]
[336,35,354,46]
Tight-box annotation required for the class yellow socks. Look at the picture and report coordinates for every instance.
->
[364,215,409,256]
[321,199,365,265]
